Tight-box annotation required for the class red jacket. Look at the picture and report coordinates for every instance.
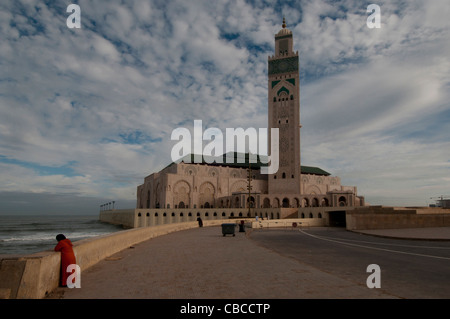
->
[54,239,77,286]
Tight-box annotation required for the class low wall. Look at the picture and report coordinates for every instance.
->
[251,218,325,229]
[0,219,233,299]
[100,207,353,229]
[101,208,286,229]
[99,209,137,228]
[346,206,450,230]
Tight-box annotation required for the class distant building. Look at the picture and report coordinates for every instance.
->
[136,19,365,213]
[431,198,450,208]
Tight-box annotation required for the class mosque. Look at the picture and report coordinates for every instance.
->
[135,19,365,220]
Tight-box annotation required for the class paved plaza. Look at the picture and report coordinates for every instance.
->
[46,225,450,299]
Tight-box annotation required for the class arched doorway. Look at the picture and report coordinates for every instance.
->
[263,198,270,208]
[282,198,290,208]
[339,196,347,206]
[247,196,255,208]
[273,198,280,208]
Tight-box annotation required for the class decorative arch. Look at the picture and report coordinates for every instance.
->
[273,197,280,208]
[302,198,309,207]
[277,86,289,96]
[305,185,321,195]
[312,198,319,207]
[174,180,191,209]
[247,196,255,208]
[321,198,329,207]
[339,196,347,206]
[234,196,240,208]
[208,167,219,177]
[199,182,215,208]
[230,169,241,178]
[231,180,247,193]
[155,183,161,208]
[184,165,198,176]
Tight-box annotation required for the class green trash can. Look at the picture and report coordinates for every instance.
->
[222,223,235,237]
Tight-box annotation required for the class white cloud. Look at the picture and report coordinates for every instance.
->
[0,0,449,212]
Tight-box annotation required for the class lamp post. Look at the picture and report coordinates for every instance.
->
[247,160,252,217]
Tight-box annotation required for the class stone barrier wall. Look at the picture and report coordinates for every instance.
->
[346,206,450,230]
[0,219,236,299]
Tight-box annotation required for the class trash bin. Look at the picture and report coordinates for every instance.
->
[222,223,235,237]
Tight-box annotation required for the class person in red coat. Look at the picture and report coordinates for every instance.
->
[54,234,77,287]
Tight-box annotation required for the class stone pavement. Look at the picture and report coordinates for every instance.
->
[46,225,423,299]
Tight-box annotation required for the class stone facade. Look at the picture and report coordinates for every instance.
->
[136,19,365,212]
[136,160,364,210]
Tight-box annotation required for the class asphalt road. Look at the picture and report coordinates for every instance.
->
[248,227,450,299]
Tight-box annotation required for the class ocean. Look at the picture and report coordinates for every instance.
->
[0,215,124,256]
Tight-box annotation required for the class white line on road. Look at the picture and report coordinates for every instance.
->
[298,230,450,261]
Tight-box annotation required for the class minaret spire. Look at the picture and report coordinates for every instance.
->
[282,17,286,29]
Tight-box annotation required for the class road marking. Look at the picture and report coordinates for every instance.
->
[310,234,450,250]
[299,230,450,261]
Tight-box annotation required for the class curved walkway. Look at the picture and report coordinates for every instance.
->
[48,225,399,299]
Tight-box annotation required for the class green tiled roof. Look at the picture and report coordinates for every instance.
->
[166,152,331,176]
[300,166,331,176]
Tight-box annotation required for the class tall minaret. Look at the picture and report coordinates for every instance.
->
[268,18,301,195]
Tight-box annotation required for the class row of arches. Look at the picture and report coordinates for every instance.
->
[135,210,282,227]
[170,196,349,209]
[135,208,330,227]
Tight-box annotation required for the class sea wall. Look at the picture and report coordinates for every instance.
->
[0,219,236,299]
[346,206,450,230]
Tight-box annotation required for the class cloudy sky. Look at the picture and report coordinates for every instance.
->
[0,0,449,215]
